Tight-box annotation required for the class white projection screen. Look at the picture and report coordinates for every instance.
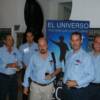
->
[70,0,100,28]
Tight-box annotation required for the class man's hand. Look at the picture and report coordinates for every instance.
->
[23,87,29,95]
[45,74,54,80]
[22,61,27,68]
[66,80,78,88]
[6,63,17,68]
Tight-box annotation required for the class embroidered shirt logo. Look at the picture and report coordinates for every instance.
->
[75,59,81,65]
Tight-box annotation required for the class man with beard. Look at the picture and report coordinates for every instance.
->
[23,37,62,100]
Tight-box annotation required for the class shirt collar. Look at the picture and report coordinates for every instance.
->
[91,51,100,57]
[3,45,15,53]
[26,42,35,47]
[71,48,83,55]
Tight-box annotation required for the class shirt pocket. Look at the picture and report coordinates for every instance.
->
[33,62,41,71]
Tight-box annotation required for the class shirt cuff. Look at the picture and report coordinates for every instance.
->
[22,82,29,88]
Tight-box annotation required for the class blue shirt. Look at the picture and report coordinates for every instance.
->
[90,52,100,83]
[19,42,38,66]
[23,51,61,87]
[0,46,22,75]
[63,48,94,88]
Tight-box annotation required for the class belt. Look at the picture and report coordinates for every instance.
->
[90,83,100,86]
[32,80,52,86]
[63,84,90,90]
[0,73,16,79]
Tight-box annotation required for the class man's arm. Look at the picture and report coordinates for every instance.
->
[22,56,33,95]
[51,68,62,78]
[45,68,62,80]
[45,54,62,80]
[76,56,94,87]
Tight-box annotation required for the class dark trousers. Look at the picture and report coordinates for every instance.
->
[22,68,28,100]
[62,84,93,100]
[0,73,18,100]
[90,83,100,100]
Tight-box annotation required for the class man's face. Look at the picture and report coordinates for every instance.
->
[26,32,34,43]
[93,37,100,52]
[71,35,82,51]
[5,35,14,47]
[38,38,48,54]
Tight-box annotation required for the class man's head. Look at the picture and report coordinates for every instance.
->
[26,31,34,44]
[70,32,82,51]
[38,37,48,54]
[93,34,100,53]
[4,34,14,47]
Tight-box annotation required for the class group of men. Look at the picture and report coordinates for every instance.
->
[0,31,100,100]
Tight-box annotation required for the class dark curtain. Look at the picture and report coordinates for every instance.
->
[24,0,44,42]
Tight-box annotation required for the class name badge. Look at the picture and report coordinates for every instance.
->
[23,48,29,53]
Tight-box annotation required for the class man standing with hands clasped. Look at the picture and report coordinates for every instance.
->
[63,32,94,100]
[23,37,62,100]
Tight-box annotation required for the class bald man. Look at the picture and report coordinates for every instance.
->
[23,37,62,100]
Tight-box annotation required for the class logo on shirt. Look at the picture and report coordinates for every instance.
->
[75,59,81,65]
[34,48,38,51]
[13,52,16,56]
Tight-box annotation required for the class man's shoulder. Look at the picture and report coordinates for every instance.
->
[66,50,72,55]
[0,46,4,50]
[13,47,20,53]
[80,49,92,60]
[31,51,39,58]
[88,51,93,56]
[80,49,88,55]
[33,42,38,46]
[0,46,6,51]
[19,43,28,49]
[32,42,38,49]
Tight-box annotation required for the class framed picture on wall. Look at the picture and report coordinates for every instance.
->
[0,28,12,47]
